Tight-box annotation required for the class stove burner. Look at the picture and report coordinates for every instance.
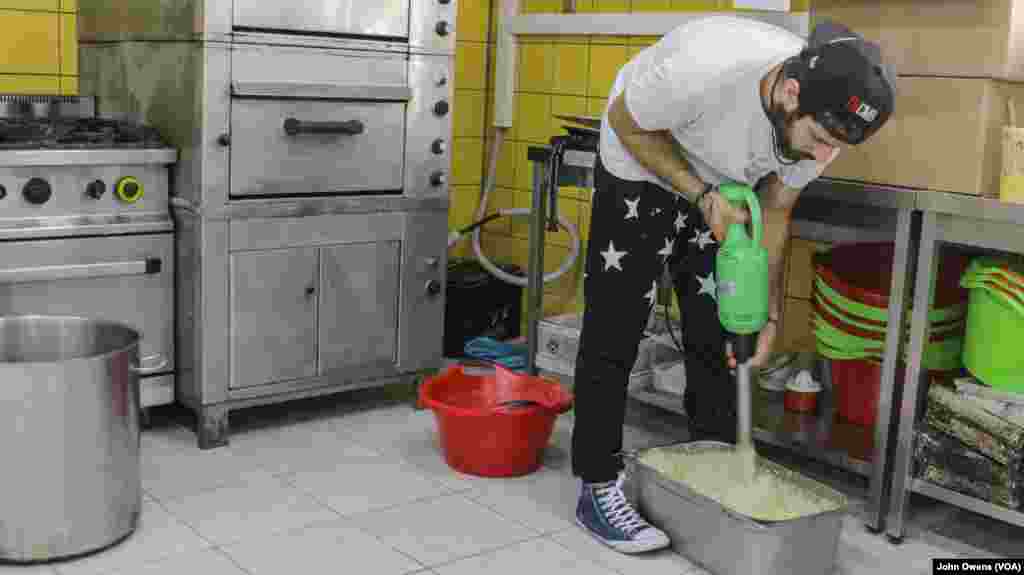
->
[0,118,167,150]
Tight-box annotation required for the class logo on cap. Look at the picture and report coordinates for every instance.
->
[847,95,878,123]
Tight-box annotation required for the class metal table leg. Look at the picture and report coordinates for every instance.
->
[885,210,939,542]
[866,208,916,533]
[526,157,549,376]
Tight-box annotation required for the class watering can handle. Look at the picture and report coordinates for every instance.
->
[718,183,762,245]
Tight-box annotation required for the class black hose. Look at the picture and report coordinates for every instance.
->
[457,212,504,236]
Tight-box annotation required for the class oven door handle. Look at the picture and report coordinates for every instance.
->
[283,118,364,137]
[0,258,162,285]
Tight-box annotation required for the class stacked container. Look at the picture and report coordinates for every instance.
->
[811,243,969,426]
[961,257,1024,394]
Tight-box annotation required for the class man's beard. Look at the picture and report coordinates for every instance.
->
[771,103,816,162]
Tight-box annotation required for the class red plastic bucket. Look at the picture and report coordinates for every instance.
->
[419,364,573,478]
[830,358,957,427]
[831,358,890,426]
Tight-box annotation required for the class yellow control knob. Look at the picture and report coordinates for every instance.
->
[115,177,144,203]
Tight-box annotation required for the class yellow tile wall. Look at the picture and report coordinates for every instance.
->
[450,0,494,259]
[0,2,78,95]
[451,0,811,330]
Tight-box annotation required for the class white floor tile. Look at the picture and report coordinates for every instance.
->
[351,494,539,567]
[227,418,382,475]
[159,474,339,546]
[284,453,452,516]
[140,424,199,455]
[53,500,211,575]
[220,519,422,575]
[433,537,618,575]
[465,467,581,534]
[106,549,245,575]
[549,526,709,575]
[331,406,494,493]
[140,445,277,501]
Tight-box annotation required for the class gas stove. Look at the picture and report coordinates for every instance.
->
[0,115,177,238]
[0,117,167,150]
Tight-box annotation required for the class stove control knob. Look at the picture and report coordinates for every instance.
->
[435,20,450,37]
[425,279,442,297]
[115,176,144,203]
[22,178,52,205]
[430,171,447,187]
[435,72,448,87]
[433,100,449,117]
[439,0,451,4]
[431,138,447,155]
[0,185,6,200]
[85,180,106,200]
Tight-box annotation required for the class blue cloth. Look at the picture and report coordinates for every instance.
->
[463,336,528,371]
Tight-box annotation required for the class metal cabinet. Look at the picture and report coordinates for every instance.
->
[230,247,319,389]
[229,236,406,390]
[319,242,401,373]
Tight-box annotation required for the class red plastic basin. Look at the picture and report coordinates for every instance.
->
[419,364,573,478]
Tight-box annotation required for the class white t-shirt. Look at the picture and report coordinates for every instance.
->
[599,15,829,192]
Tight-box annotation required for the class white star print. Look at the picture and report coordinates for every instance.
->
[697,272,717,301]
[657,237,674,259]
[675,212,688,232]
[600,240,627,271]
[624,198,640,220]
[689,229,715,250]
[644,280,658,306]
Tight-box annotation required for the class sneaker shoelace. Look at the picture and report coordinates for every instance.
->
[593,476,650,536]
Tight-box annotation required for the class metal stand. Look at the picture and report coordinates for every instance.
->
[886,195,1024,541]
[523,130,914,534]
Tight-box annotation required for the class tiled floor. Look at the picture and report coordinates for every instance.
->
[3,387,1021,575]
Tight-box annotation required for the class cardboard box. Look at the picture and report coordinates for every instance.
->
[823,77,1024,197]
[786,239,832,301]
[813,0,1024,81]
[781,297,815,354]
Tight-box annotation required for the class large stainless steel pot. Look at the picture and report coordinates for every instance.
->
[0,315,165,563]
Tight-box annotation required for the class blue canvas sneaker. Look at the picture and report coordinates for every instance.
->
[575,474,670,554]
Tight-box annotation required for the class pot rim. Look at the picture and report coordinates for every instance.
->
[0,314,142,366]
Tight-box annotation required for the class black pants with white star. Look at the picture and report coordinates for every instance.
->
[571,156,736,483]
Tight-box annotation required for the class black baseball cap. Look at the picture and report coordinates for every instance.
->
[797,20,896,145]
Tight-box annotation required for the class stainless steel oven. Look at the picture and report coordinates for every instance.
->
[0,139,178,411]
[79,0,456,448]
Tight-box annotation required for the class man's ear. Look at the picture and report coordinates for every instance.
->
[780,78,801,114]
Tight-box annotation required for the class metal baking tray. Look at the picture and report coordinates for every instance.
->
[625,441,848,575]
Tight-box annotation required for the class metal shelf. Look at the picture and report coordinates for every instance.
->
[910,479,1024,530]
[887,205,1024,540]
[628,379,875,477]
[750,385,875,478]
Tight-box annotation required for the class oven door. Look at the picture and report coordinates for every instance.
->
[233,0,408,40]
[0,234,175,390]
[229,43,416,198]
